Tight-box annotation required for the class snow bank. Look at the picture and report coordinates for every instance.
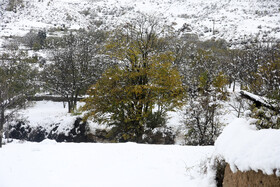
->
[215,118,280,176]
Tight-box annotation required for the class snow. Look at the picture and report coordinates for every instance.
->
[1,0,280,45]
[10,100,186,143]
[2,107,280,186]
[17,101,77,134]
[1,92,280,186]
[240,90,270,106]
[11,101,107,135]
[1,0,280,185]
[0,142,215,187]
[214,118,280,176]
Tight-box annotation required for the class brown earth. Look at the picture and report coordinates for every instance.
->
[223,164,280,187]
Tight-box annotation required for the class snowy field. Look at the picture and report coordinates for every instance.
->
[0,141,215,187]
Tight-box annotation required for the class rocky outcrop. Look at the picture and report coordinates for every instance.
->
[223,164,280,187]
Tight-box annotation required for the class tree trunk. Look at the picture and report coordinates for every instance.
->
[237,104,241,118]
[68,100,72,113]
[73,89,80,111]
[0,132,2,148]
[0,109,4,148]
[0,135,2,148]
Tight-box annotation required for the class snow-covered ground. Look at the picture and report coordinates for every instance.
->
[0,141,215,187]
[0,0,280,44]
[1,117,280,187]
[16,101,79,134]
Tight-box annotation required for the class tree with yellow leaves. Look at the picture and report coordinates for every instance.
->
[82,15,185,142]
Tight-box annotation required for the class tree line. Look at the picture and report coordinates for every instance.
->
[1,15,280,147]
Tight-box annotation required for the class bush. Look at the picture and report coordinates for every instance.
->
[7,118,91,143]
[184,95,223,145]
[146,111,167,129]
[22,30,47,50]
[142,127,175,144]
[250,106,280,129]
[6,0,23,12]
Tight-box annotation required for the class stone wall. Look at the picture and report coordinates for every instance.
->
[223,164,280,187]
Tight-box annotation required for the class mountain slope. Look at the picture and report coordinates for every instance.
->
[0,0,280,45]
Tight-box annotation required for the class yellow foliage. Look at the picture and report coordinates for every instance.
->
[213,72,228,92]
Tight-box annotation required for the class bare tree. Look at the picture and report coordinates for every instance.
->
[41,30,109,113]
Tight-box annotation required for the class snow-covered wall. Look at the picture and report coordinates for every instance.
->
[215,118,280,176]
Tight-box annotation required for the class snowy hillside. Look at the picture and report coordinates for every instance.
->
[1,0,280,45]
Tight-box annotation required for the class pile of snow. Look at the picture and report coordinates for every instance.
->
[215,118,280,176]
[0,142,214,187]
